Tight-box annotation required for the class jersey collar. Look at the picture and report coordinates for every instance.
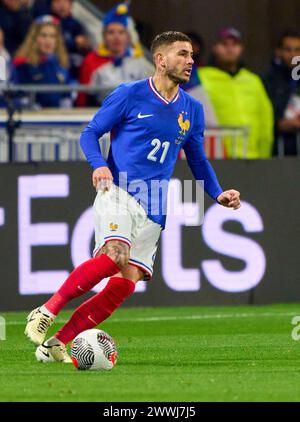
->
[148,77,180,105]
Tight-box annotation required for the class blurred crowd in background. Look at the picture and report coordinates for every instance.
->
[0,0,300,158]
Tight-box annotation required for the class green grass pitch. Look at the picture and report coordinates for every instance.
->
[0,303,300,402]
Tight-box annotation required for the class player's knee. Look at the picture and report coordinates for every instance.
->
[103,241,130,268]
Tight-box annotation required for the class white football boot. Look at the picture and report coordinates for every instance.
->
[25,307,54,345]
[35,343,55,363]
[36,337,72,363]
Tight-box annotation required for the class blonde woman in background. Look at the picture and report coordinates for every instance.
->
[11,15,72,108]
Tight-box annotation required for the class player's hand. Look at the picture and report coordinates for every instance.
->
[92,167,113,191]
[217,190,241,210]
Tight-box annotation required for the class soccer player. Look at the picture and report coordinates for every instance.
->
[25,31,241,363]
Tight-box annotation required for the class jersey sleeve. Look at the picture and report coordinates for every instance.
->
[80,84,129,170]
[183,103,223,201]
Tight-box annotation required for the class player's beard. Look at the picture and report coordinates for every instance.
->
[166,67,190,85]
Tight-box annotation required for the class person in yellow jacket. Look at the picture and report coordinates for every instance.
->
[199,28,274,158]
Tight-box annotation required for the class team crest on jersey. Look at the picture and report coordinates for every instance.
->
[175,111,190,144]
[178,112,190,135]
[109,222,118,231]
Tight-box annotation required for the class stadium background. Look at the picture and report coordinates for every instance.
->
[93,0,300,71]
[0,0,300,310]
[0,0,299,310]
[0,159,299,310]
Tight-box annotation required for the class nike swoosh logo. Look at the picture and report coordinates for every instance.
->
[137,112,154,119]
[88,315,97,325]
[41,343,52,349]
[41,350,50,358]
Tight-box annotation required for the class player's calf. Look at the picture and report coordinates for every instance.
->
[25,241,130,346]
[31,251,122,321]
[54,276,136,346]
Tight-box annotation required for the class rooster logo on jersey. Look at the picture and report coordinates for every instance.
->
[175,112,190,144]
[178,112,190,135]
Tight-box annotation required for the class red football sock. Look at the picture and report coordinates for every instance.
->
[44,254,120,316]
[55,277,135,345]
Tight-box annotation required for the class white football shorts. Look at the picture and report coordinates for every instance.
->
[93,184,162,280]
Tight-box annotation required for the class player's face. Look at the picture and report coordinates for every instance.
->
[104,23,130,57]
[278,37,300,69]
[162,41,194,84]
[36,25,58,55]
[213,38,243,66]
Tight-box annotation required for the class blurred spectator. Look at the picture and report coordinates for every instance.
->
[77,1,154,106]
[0,26,10,76]
[181,31,218,126]
[263,30,300,156]
[29,0,51,17]
[199,28,274,158]
[51,0,91,80]
[185,31,205,67]
[0,27,11,106]
[0,0,33,55]
[11,15,71,108]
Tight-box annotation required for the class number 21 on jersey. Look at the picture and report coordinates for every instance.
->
[147,138,170,164]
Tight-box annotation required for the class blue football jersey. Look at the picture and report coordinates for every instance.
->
[80,77,222,227]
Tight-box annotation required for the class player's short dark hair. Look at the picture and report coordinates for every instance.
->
[277,29,300,48]
[151,31,192,55]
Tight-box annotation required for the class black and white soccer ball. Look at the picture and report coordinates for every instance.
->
[71,329,117,371]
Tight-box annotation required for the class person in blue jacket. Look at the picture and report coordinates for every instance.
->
[11,15,71,108]
[50,0,91,79]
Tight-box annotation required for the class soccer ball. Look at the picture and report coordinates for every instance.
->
[71,329,117,371]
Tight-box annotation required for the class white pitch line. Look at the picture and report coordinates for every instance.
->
[2,311,298,325]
